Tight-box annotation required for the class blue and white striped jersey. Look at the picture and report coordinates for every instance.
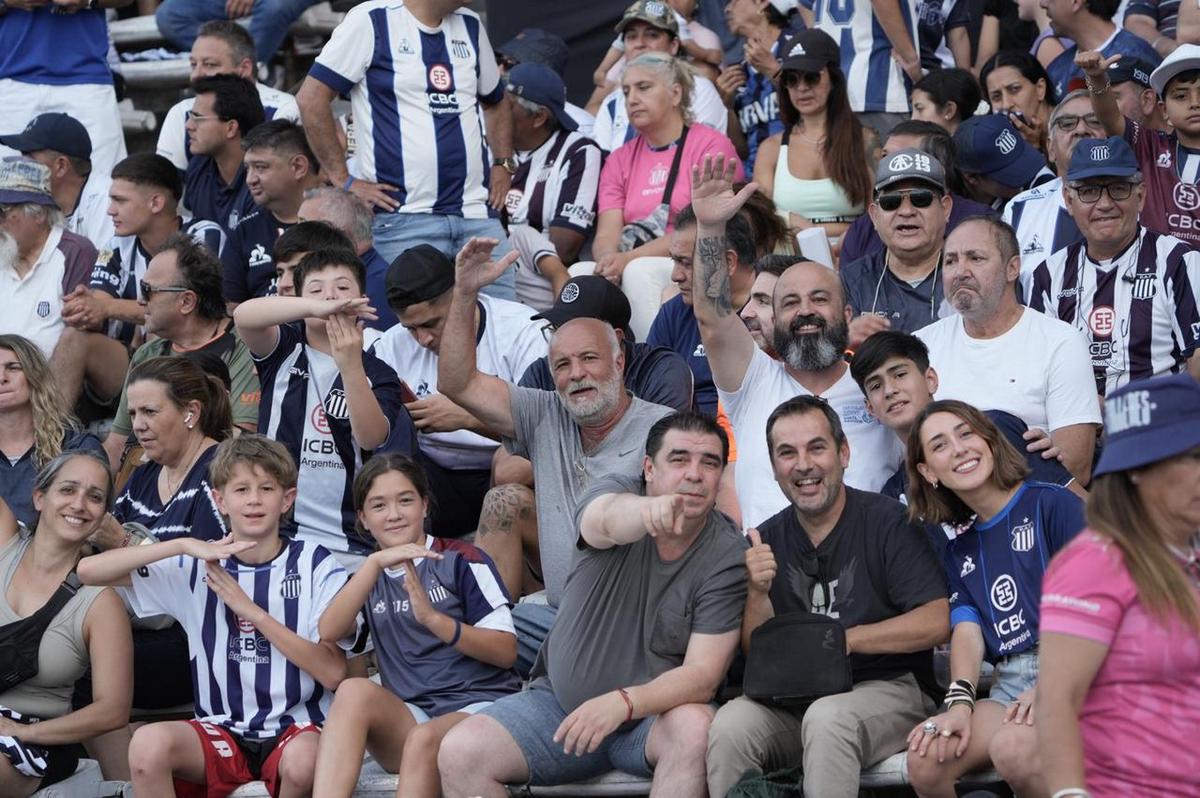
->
[125,539,352,740]
[308,1,504,219]
[1024,226,1200,396]
[804,0,918,113]
[1001,176,1082,279]
[253,323,404,555]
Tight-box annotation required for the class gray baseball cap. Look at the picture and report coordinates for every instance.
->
[874,148,946,192]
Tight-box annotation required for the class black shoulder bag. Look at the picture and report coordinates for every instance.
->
[743,611,854,707]
[0,572,82,692]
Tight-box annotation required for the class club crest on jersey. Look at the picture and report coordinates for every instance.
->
[280,572,303,600]
[1130,273,1157,300]
[36,301,50,318]
[1010,518,1034,552]
[990,574,1018,612]
[1174,182,1200,211]
[323,388,350,420]
[450,39,471,60]
[960,556,975,577]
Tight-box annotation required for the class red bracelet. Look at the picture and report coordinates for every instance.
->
[616,688,634,723]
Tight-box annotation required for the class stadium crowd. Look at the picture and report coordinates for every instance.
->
[0,0,1199,795]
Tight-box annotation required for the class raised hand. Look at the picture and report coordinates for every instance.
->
[1075,50,1121,81]
[325,311,365,368]
[454,237,520,295]
[405,393,475,432]
[309,296,377,321]
[745,528,777,593]
[180,534,257,563]
[690,155,759,227]
[641,493,685,538]
[371,542,441,571]
[204,560,258,618]
[715,66,748,108]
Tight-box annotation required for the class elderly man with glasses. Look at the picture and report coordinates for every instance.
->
[1025,135,1200,395]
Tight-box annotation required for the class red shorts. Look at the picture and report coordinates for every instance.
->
[173,720,319,798]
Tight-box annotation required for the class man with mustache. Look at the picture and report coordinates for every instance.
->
[916,215,1102,484]
[690,155,903,529]
[438,239,673,676]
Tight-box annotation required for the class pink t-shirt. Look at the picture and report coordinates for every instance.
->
[1041,531,1200,797]
[598,124,743,231]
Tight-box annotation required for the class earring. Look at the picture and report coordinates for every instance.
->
[1130,474,1141,485]
[931,479,939,489]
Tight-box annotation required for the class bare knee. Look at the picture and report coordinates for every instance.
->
[403,721,443,760]
[128,725,176,778]
[277,734,318,792]
[329,676,378,711]
[988,724,1038,782]
[906,747,950,791]
[655,704,714,761]
[437,717,485,777]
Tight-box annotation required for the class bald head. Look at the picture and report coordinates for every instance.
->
[771,261,851,374]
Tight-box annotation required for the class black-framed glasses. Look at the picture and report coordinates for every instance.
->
[1052,112,1101,132]
[781,70,823,89]
[1069,181,1137,204]
[139,279,191,299]
[539,321,556,343]
[876,188,937,211]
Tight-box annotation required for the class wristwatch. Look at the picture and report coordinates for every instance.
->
[492,156,518,175]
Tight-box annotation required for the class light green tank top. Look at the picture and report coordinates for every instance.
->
[773,142,864,224]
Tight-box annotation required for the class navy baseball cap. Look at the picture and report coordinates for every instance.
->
[496,28,569,77]
[1067,136,1140,181]
[0,113,93,161]
[532,275,634,341]
[954,114,1047,188]
[504,63,578,132]
[1108,58,1153,89]
[1093,373,1200,477]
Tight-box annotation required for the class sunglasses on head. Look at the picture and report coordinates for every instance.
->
[876,188,937,211]
[781,70,822,88]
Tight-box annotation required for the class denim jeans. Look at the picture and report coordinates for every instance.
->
[155,0,315,63]
[371,212,516,300]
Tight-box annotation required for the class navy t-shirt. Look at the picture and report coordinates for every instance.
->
[183,157,256,232]
[113,445,228,542]
[518,339,693,413]
[646,295,716,416]
[945,481,1085,661]
[221,208,292,303]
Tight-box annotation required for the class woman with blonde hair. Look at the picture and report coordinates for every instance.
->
[1038,374,1200,798]
[0,335,104,528]
[903,399,1085,798]
[593,51,742,283]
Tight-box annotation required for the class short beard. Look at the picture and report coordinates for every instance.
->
[774,313,849,372]
[559,373,624,426]
[0,232,18,272]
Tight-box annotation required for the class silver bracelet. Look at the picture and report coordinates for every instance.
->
[1050,789,1093,798]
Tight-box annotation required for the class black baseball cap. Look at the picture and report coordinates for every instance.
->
[778,29,839,75]
[385,245,455,310]
[531,275,634,341]
[0,113,92,160]
[1108,58,1153,89]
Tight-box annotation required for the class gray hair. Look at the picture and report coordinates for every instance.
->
[1049,88,1092,129]
[301,186,373,249]
[21,203,64,229]
[510,94,560,132]
[624,52,695,126]
[550,319,622,365]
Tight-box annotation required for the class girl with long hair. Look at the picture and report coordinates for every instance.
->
[751,29,872,256]
[903,400,1085,798]
[1038,374,1200,797]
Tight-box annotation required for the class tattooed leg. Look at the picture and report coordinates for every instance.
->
[475,484,539,599]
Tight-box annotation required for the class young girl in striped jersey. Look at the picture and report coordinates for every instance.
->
[312,454,519,798]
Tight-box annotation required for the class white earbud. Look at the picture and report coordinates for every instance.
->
[184,413,194,425]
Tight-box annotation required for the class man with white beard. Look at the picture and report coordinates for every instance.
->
[691,155,902,529]
[438,237,673,676]
[0,157,98,359]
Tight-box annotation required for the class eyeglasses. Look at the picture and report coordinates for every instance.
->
[187,112,225,124]
[781,71,823,89]
[139,280,191,299]
[1052,113,1102,132]
[876,189,937,211]
[1069,181,1138,204]
[539,321,556,343]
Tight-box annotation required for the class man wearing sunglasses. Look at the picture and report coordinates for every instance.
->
[1025,135,1200,395]
[842,148,952,347]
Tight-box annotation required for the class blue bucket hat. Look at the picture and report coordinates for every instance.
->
[1067,136,1140,182]
[1093,373,1200,477]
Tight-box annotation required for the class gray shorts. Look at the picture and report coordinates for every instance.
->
[983,650,1038,706]
[478,681,655,786]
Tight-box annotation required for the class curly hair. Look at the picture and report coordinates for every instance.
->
[0,335,77,469]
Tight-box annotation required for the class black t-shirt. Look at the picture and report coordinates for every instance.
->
[757,487,948,696]
[221,207,293,303]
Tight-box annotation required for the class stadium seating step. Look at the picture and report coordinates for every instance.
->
[31,759,101,798]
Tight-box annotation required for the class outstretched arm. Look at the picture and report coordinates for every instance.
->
[1076,50,1126,137]
[437,238,521,439]
[690,155,761,393]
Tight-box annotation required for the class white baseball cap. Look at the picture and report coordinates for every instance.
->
[1149,43,1200,97]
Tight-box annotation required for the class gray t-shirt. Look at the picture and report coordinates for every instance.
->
[533,474,748,714]
[504,387,673,606]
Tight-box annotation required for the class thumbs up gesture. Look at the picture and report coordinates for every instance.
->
[745,528,777,594]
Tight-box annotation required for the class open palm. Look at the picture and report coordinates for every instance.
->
[691,155,759,227]
[455,237,520,294]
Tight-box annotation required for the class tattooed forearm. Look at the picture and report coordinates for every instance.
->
[697,235,734,317]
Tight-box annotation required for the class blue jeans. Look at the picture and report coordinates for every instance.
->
[512,601,558,679]
[371,212,516,300]
[983,650,1039,706]
[156,0,314,63]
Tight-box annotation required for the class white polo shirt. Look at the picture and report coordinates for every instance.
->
[0,226,94,356]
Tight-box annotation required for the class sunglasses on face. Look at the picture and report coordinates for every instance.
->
[1069,181,1137,204]
[781,71,822,89]
[139,280,190,300]
[1052,113,1102,132]
[876,188,937,211]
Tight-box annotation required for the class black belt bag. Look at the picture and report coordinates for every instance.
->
[0,572,82,693]
[743,612,853,707]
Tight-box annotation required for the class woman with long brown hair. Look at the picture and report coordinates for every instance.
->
[1038,374,1200,798]
[751,29,872,254]
[903,400,1085,798]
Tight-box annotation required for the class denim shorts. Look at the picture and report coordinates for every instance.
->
[478,681,655,785]
[982,650,1038,706]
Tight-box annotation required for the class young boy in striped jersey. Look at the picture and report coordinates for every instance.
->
[78,434,355,798]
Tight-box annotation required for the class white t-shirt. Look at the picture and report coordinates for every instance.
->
[915,308,1102,432]
[65,171,113,251]
[370,295,547,470]
[592,76,728,152]
[156,83,300,171]
[718,347,903,529]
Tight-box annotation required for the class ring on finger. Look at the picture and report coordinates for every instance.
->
[922,721,937,735]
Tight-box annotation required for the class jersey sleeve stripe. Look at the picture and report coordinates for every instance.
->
[308,62,355,96]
